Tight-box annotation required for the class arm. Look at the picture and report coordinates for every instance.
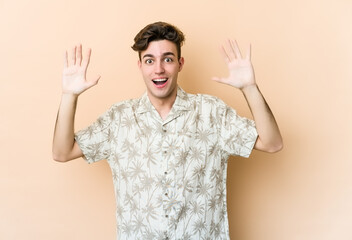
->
[213,40,283,153]
[52,44,101,162]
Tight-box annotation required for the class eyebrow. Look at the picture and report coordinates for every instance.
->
[142,52,176,59]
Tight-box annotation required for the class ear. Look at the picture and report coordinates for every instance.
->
[178,57,185,72]
[137,60,142,69]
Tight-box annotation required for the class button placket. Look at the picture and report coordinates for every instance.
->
[164,231,169,240]
[161,124,170,224]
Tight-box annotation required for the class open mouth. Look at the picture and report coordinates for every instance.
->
[152,78,168,87]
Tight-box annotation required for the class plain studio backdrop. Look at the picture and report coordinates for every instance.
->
[0,0,351,239]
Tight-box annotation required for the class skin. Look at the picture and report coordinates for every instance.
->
[52,38,282,162]
[213,39,283,152]
[52,45,98,161]
[137,40,184,120]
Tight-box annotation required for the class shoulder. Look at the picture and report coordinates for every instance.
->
[181,91,233,120]
[177,86,225,106]
[103,98,140,120]
[192,92,229,110]
[110,98,138,111]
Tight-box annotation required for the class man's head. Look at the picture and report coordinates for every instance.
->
[132,22,185,60]
[133,22,185,105]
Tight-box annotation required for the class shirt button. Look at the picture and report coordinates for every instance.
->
[164,171,168,175]
[165,193,168,196]
[165,215,169,218]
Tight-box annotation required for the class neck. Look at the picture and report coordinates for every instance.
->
[148,92,177,121]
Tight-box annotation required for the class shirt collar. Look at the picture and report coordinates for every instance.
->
[136,86,192,115]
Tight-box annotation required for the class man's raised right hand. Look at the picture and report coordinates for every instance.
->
[62,44,100,96]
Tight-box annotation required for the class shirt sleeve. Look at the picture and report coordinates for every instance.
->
[74,106,116,164]
[217,99,258,158]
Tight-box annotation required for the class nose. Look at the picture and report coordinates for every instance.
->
[154,60,165,74]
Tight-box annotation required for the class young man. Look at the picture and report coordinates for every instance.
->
[53,22,282,240]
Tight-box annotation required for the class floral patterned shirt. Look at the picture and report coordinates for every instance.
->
[75,87,258,240]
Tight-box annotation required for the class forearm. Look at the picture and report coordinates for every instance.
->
[52,94,81,161]
[241,84,283,153]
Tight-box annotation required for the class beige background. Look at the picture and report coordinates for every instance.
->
[1,0,351,239]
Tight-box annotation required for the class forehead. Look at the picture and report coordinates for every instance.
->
[141,40,178,58]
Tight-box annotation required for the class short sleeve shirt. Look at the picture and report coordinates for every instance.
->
[75,87,258,240]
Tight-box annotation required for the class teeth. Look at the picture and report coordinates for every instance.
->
[153,78,167,82]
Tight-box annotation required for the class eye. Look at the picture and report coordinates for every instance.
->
[164,57,173,63]
[145,59,154,64]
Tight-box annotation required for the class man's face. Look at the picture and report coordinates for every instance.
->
[138,40,184,104]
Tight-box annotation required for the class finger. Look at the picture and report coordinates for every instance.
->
[76,44,82,66]
[82,48,92,68]
[94,75,101,84]
[230,39,242,59]
[246,43,251,60]
[220,45,231,64]
[85,75,101,90]
[69,46,76,66]
[63,50,68,68]
[225,39,237,61]
[211,76,225,83]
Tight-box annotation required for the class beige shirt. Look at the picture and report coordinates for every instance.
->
[75,87,258,240]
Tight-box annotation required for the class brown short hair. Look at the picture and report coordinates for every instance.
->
[132,22,185,60]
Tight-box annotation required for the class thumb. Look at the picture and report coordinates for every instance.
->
[212,76,225,83]
[86,75,101,89]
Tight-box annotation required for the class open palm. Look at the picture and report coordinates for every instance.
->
[62,44,100,95]
[212,39,255,89]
